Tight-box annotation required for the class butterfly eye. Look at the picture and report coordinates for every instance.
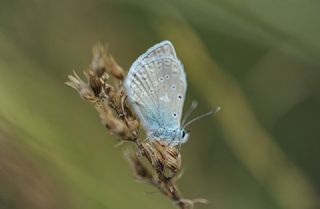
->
[182,131,185,138]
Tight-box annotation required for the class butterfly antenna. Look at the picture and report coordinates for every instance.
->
[183,106,221,129]
[182,100,198,126]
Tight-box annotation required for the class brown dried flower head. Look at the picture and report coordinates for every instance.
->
[66,43,206,209]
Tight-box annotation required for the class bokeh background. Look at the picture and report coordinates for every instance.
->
[0,1,319,209]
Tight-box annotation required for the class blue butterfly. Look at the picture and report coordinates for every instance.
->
[125,41,216,146]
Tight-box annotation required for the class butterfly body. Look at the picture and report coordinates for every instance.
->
[124,41,189,146]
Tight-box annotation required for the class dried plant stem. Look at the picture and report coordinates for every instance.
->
[66,43,206,209]
[134,140,188,209]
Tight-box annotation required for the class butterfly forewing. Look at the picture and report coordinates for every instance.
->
[139,40,177,63]
[125,41,187,135]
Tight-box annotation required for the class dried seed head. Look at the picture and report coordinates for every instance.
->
[88,72,109,97]
[89,76,103,96]
[67,47,137,140]
[95,101,134,139]
[102,83,114,98]
[91,43,107,77]
[139,141,182,176]
[152,141,181,174]
[166,151,181,173]
[65,71,96,102]
[91,43,125,80]
[140,142,165,173]
[107,55,125,80]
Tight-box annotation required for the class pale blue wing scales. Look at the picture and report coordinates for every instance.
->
[126,40,176,79]
[151,57,186,128]
[125,62,160,131]
[139,40,177,63]
[124,41,187,135]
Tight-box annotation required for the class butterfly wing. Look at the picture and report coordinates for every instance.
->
[124,41,187,135]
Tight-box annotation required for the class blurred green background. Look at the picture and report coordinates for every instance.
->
[0,0,319,209]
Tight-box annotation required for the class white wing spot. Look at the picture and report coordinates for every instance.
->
[178,94,183,100]
[171,84,176,90]
[165,74,170,80]
[160,94,170,103]
[172,113,178,118]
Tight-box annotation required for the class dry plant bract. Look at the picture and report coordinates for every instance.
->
[66,43,207,209]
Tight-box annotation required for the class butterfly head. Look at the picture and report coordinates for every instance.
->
[166,127,190,145]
